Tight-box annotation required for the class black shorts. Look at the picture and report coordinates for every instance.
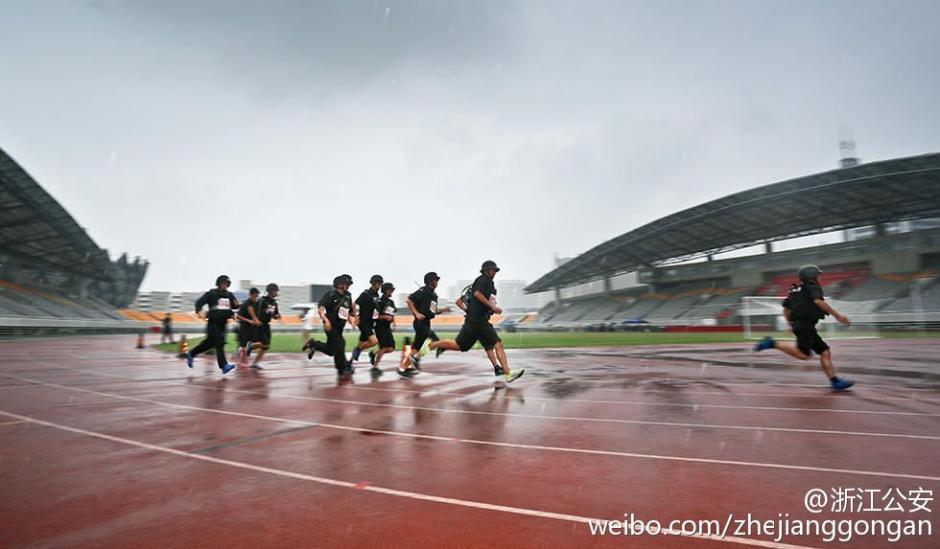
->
[358,319,375,341]
[375,323,395,349]
[792,321,829,356]
[455,318,501,352]
[237,324,256,346]
[257,324,272,345]
[412,319,439,351]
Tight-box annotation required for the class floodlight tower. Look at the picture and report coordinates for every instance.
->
[839,127,860,168]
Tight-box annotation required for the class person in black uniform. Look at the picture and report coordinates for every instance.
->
[235,287,261,362]
[186,275,240,374]
[369,281,397,377]
[432,261,524,383]
[351,275,383,364]
[754,264,854,391]
[403,272,445,375]
[247,283,281,369]
[160,313,174,344]
[303,274,356,378]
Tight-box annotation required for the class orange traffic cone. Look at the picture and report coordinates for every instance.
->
[177,335,189,358]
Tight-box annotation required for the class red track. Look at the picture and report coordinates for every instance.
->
[0,336,938,547]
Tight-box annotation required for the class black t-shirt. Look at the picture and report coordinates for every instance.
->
[376,296,397,327]
[355,289,380,323]
[162,317,171,328]
[408,286,438,320]
[195,289,239,321]
[319,289,353,328]
[258,295,280,324]
[782,281,826,323]
[238,299,260,327]
[466,274,497,321]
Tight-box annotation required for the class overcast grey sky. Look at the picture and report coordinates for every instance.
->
[1,0,938,293]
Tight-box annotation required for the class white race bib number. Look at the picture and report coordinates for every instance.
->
[266,306,276,315]
[372,310,379,320]
[338,307,349,320]
[430,301,438,313]
[384,306,395,315]
[216,298,231,310]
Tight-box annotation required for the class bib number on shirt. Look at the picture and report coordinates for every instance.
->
[430,301,438,313]
[372,310,379,320]
[384,306,395,315]
[216,298,231,310]
[338,307,349,320]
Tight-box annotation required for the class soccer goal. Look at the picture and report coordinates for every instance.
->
[740,296,882,340]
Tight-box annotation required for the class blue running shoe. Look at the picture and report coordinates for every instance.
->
[351,347,361,362]
[245,342,253,357]
[831,377,855,391]
[186,351,194,369]
[753,336,775,352]
[221,363,237,375]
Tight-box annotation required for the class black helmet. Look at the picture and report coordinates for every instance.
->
[480,260,500,273]
[424,272,440,284]
[381,282,395,294]
[248,287,260,295]
[265,283,279,293]
[333,275,348,288]
[798,264,823,281]
[340,273,353,285]
[370,274,384,285]
[216,275,231,286]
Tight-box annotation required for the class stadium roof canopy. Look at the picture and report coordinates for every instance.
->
[526,153,940,293]
[0,147,131,281]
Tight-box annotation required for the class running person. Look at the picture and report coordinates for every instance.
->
[186,275,240,374]
[303,275,356,378]
[351,275,383,364]
[246,283,281,369]
[235,287,261,363]
[161,313,174,344]
[754,264,854,391]
[433,260,524,383]
[368,281,397,377]
[403,272,444,375]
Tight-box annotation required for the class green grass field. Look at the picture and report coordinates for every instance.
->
[154,329,937,354]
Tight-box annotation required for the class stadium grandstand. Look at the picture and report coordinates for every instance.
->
[523,152,940,331]
[0,147,148,335]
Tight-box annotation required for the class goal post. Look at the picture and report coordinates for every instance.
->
[740,296,882,340]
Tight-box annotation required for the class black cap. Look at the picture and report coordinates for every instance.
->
[340,273,353,285]
[216,275,231,285]
[798,264,823,281]
[424,272,440,284]
[370,274,384,285]
[480,260,500,273]
[333,275,349,288]
[381,282,395,293]
[248,287,260,295]
[265,283,279,293]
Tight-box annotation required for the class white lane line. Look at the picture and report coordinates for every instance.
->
[12,366,940,441]
[0,419,26,426]
[0,409,817,549]
[4,372,940,482]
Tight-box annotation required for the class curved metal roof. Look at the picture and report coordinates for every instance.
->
[526,153,940,293]
[0,147,145,282]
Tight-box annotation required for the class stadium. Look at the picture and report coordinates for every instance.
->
[2,141,939,546]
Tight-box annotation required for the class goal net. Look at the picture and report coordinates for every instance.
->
[740,296,882,340]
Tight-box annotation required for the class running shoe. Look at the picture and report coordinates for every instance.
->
[435,347,445,359]
[301,338,314,351]
[494,365,505,377]
[504,369,525,384]
[338,366,355,380]
[305,340,319,360]
[221,363,237,375]
[397,367,417,378]
[185,351,194,369]
[368,351,376,366]
[831,377,855,391]
[352,347,361,362]
[753,336,776,352]
[409,354,422,370]
[370,367,383,378]
[249,364,264,370]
